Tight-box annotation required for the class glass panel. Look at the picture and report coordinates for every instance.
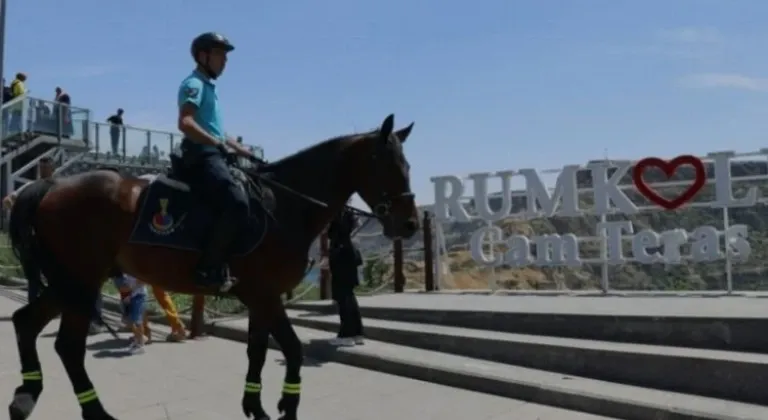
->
[250,145,264,160]
[85,122,184,165]
[22,97,90,143]
[235,142,265,169]
[147,128,175,166]
[88,121,123,161]
[0,95,27,138]
[122,124,151,164]
[170,132,183,156]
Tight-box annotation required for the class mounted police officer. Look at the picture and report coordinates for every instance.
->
[177,32,255,292]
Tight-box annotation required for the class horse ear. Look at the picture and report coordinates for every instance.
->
[395,122,414,143]
[380,114,395,138]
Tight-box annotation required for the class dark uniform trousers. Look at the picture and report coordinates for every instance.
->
[330,245,363,338]
[194,149,249,220]
[181,142,250,277]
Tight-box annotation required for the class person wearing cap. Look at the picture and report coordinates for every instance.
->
[176,32,256,292]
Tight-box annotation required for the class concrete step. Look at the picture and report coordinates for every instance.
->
[207,319,768,420]
[287,299,768,352]
[285,310,768,405]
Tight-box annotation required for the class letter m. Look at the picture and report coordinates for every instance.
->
[533,234,579,266]
[519,165,581,218]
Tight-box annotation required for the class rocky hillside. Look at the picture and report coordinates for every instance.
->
[353,160,768,291]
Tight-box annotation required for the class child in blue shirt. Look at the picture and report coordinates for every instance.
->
[113,274,149,354]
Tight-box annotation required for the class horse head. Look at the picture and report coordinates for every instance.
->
[352,114,419,240]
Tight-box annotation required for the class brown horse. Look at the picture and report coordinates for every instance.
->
[6,114,418,420]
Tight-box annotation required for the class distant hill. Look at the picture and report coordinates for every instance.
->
[353,160,768,291]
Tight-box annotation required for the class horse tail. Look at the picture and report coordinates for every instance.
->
[8,179,55,296]
[8,179,116,338]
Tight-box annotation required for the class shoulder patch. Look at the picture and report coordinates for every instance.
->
[184,86,200,99]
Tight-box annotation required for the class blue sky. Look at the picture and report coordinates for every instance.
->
[5,0,768,206]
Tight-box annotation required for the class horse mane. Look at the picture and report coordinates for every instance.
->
[261,131,368,173]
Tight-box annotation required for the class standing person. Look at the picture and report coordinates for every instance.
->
[106,108,124,157]
[1,78,9,138]
[324,206,365,346]
[151,286,188,341]
[7,73,27,135]
[177,32,256,291]
[54,87,72,139]
[2,77,11,103]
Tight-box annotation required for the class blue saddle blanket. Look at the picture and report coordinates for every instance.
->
[128,176,268,256]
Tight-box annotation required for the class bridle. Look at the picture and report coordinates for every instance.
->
[240,134,413,224]
[365,137,415,225]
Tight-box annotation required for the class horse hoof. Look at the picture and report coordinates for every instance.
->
[9,405,26,420]
[9,393,35,420]
[9,405,27,420]
[83,414,118,420]
[243,410,270,419]
[276,394,298,418]
[82,407,118,420]
[242,401,270,419]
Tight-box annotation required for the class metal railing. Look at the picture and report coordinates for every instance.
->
[1,96,264,167]
[89,121,182,165]
[1,95,90,142]
[88,123,265,166]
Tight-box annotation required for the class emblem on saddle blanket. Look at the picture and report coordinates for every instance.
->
[149,198,186,235]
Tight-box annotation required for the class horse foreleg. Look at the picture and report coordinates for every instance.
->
[55,310,116,420]
[8,290,61,420]
[269,305,303,420]
[241,310,271,420]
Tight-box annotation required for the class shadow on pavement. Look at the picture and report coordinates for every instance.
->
[274,356,326,368]
[87,337,129,351]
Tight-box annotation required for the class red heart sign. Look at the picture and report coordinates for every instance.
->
[631,155,706,210]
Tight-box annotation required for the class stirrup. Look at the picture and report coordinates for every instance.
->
[196,266,237,293]
[219,265,238,292]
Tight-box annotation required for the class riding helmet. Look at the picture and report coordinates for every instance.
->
[190,32,235,60]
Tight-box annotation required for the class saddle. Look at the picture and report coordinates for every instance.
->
[167,152,275,212]
[126,152,275,255]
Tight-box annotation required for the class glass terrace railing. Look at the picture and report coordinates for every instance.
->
[1,96,263,167]
[1,95,90,141]
[88,120,183,165]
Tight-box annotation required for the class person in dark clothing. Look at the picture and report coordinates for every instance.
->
[326,206,365,346]
[2,78,11,103]
[54,87,73,139]
[107,108,124,156]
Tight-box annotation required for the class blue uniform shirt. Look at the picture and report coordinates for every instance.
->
[177,70,224,153]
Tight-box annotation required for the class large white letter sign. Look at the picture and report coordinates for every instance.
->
[519,165,581,219]
[431,175,470,223]
[709,152,758,208]
[432,151,758,270]
[470,171,517,223]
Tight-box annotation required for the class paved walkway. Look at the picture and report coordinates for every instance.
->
[0,290,617,419]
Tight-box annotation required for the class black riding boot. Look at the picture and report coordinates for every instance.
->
[195,212,240,292]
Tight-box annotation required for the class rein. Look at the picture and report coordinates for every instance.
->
[241,156,378,220]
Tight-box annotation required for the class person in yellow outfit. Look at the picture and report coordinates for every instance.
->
[6,72,27,135]
[151,286,187,341]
